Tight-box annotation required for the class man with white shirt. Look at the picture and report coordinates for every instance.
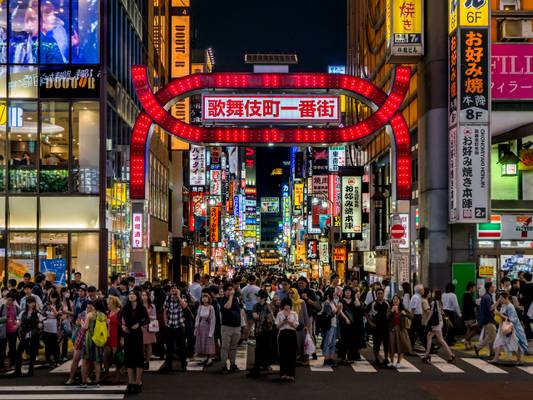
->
[364,282,382,306]
[189,273,202,304]
[241,275,260,342]
[409,284,426,350]
[442,283,462,345]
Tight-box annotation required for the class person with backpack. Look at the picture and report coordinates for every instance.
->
[121,290,149,394]
[81,299,108,387]
[421,290,455,364]
[366,287,391,366]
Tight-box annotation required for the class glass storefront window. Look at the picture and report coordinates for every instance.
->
[71,232,98,286]
[9,196,36,228]
[40,102,69,192]
[0,0,6,64]
[72,0,99,64]
[40,196,99,229]
[72,102,99,193]
[9,0,38,64]
[8,232,36,281]
[0,99,5,191]
[0,66,6,97]
[40,0,69,64]
[8,66,38,98]
[8,101,37,192]
[39,232,67,286]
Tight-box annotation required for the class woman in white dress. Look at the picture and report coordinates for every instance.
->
[492,292,528,364]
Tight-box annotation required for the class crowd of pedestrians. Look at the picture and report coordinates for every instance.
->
[0,268,531,390]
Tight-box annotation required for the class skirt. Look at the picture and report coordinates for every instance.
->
[389,325,412,354]
[142,326,156,345]
[195,319,215,356]
[124,330,145,369]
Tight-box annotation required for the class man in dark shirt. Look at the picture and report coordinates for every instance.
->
[31,274,45,302]
[220,283,242,374]
[366,288,391,366]
[475,281,496,357]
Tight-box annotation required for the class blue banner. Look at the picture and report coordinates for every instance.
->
[40,258,67,286]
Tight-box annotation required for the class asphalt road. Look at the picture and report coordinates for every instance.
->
[0,344,532,400]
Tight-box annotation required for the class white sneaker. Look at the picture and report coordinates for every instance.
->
[395,363,402,369]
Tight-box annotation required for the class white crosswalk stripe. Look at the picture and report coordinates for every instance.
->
[517,365,533,375]
[350,356,377,373]
[0,385,126,400]
[395,357,420,373]
[309,349,333,372]
[419,355,464,373]
[461,358,508,374]
[235,345,248,371]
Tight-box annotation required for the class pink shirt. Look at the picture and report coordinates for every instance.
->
[6,305,17,333]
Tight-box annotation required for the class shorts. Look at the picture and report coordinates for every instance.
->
[246,310,254,321]
[373,330,390,353]
[83,342,104,363]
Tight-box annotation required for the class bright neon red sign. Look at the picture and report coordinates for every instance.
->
[202,95,340,123]
[130,66,412,201]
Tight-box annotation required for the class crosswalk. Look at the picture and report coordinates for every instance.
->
[0,385,127,400]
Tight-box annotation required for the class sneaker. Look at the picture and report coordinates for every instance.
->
[229,364,240,373]
[382,358,391,366]
[395,363,402,369]
[78,383,88,389]
[64,378,75,385]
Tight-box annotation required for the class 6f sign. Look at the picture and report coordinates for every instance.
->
[460,0,489,26]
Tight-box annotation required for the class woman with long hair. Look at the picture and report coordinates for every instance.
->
[104,295,122,382]
[14,296,40,377]
[338,286,365,363]
[321,288,341,367]
[492,292,529,364]
[59,287,73,361]
[275,297,299,382]
[388,294,412,369]
[422,290,455,364]
[81,300,107,387]
[121,290,149,394]
[141,291,157,370]
[288,287,309,364]
[43,290,61,367]
[194,292,216,367]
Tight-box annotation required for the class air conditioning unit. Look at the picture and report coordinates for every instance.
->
[500,0,520,10]
[501,19,533,39]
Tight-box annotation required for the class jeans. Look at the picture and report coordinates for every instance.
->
[220,325,241,367]
[322,326,337,357]
[165,327,187,369]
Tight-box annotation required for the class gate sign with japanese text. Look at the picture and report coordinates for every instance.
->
[448,0,490,223]
[202,95,340,124]
[341,176,362,234]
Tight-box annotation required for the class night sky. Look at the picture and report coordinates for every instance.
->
[192,0,347,196]
[191,0,347,72]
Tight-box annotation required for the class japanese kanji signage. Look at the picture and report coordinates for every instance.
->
[209,170,222,196]
[293,183,304,211]
[202,95,340,123]
[319,240,329,264]
[386,0,424,63]
[448,0,490,223]
[328,146,346,172]
[132,213,143,249]
[491,44,533,100]
[312,148,329,176]
[312,175,329,196]
[306,239,318,260]
[341,176,362,234]
[189,145,206,186]
[209,206,221,243]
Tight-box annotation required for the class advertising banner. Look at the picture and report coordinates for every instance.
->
[202,95,340,123]
[293,183,304,210]
[260,197,280,214]
[306,239,318,260]
[311,175,328,195]
[209,206,221,243]
[491,44,533,100]
[341,176,362,234]
[386,0,424,62]
[39,66,100,98]
[132,213,143,249]
[328,146,346,172]
[189,145,206,186]
[501,215,533,240]
[209,170,222,196]
[319,241,329,264]
[312,148,329,176]
[448,0,490,223]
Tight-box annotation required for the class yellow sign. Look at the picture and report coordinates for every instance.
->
[0,102,6,125]
[171,1,191,150]
[392,0,422,36]
[460,0,489,27]
[478,264,494,277]
[294,183,304,209]
[387,0,424,61]
[449,0,458,33]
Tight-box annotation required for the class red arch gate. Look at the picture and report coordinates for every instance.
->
[129,66,412,201]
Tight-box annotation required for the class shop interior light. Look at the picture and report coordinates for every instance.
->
[498,143,520,176]
[321,200,329,209]
[312,197,319,205]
